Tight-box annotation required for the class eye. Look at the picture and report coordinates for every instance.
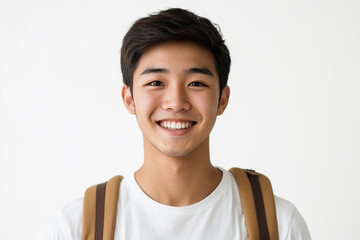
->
[188,82,207,87]
[147,81,164,86]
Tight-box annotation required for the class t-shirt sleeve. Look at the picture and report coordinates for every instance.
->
[275,196,311,240]
[284,207,312,240]
[36,199,83,240]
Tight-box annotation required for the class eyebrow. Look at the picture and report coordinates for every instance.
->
[186,67,214,77]
[141,68,168,75]
[140,67,214,77]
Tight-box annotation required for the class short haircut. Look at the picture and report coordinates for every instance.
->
[120,8,231,97]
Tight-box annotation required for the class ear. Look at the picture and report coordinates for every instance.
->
[122,85,136,115]
[217,85,230,115]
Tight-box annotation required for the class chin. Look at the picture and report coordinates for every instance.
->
[159,147,196,158]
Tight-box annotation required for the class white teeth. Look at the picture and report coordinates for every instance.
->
[159,121,194,130]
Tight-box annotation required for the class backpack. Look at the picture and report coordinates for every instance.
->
[82,168,279,240]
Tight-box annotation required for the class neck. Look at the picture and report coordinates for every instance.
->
[134,137,222,206]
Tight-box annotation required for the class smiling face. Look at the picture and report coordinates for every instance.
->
[122,41,229,158]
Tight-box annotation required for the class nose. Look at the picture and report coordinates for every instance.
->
[161,84,191,112]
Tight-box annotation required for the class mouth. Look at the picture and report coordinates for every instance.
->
[156,120,197,130]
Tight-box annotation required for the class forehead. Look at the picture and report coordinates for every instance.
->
[134,41,217,77]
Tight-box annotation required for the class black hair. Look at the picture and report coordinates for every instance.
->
[121,8,231,97]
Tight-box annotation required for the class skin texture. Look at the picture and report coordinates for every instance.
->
[122,41,230,206]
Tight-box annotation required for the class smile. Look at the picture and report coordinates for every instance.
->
[157,121,197,130]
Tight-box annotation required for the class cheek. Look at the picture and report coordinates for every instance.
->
[192,91,219,119]
[134,92,159,118]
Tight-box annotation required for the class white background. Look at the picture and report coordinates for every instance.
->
[1,0,359,239]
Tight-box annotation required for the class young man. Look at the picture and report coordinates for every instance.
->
[37,8,311,240]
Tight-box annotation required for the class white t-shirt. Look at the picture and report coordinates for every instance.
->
[37,167,311,240]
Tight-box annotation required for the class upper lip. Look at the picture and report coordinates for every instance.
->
[155,118,198,124]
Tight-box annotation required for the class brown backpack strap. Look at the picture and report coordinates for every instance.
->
[229,168,279,240]
[82,175,123,240]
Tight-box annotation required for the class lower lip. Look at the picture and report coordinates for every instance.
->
[158,124,195,136]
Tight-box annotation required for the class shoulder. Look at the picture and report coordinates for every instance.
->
[275,196,311,240]
[36,199,83,240]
